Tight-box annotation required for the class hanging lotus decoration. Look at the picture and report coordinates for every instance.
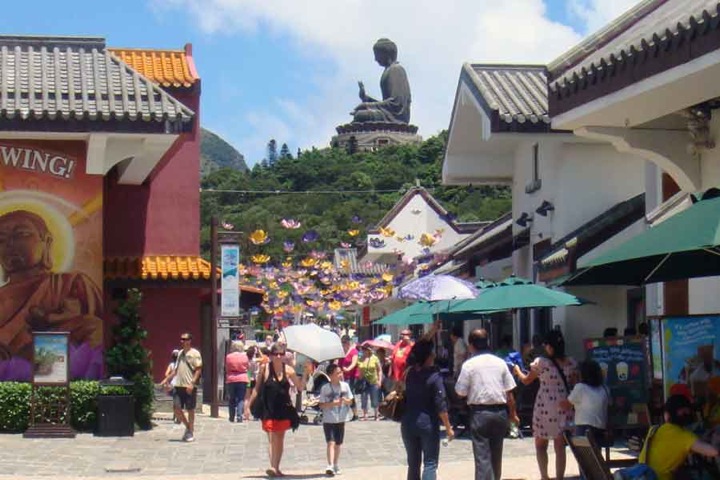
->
[300,257,317,268]
[282,240,295,253]
[280,218,302,229]
[369,237,386,248]
[382,272,394,283]
[302,230,319,243]
[249,229,270,245]
[419,232,437,247]
[340,242,352,248]
[379,227,396,238]
[222,221,235,230]
[251,254,271,264]
[351,215,363,224]
[347,229,360,237]
[310,250,327,260]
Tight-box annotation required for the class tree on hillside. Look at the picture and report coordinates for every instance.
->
[267,139,278,166]
[280,143,292,160]
[199,131,511,260]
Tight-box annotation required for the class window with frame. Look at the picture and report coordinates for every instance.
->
[526,143,542,193]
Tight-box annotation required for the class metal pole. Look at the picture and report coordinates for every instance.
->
[209,216,219,418]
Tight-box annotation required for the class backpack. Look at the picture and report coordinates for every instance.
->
[613,426,659,480]
[612,464,657,480]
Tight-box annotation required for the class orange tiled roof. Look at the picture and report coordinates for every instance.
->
[104,256,265,294]
[109,46,198,88]
[105,256,211,280]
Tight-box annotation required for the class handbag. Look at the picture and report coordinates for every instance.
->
[250,365,267,419]
[378,389,406,422]
[354,378,368,394]
[379,370,407,422]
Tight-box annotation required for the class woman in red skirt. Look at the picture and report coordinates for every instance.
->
[245,342,309,477]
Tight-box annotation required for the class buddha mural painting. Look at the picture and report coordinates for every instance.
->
[0,142,104,381]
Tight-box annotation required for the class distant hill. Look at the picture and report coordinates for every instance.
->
[200,128,248,176]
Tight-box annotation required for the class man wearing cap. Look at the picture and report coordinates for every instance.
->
[389,329,414,385]
[455,328,519,480]
[163,332,202,442]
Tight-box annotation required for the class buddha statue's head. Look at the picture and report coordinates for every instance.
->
[0,210,53,279]
[373,38,398,67]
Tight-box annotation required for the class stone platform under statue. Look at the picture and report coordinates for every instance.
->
[332,122,422,151]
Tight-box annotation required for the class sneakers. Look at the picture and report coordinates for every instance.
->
[182,429,195,442]
[334,465,342,475]
[325,465,335,476]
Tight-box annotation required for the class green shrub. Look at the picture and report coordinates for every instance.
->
[0,381,129,433]
[105,289,154,430]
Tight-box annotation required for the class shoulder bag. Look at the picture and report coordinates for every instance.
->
[250,365,267,419]
[378,369,407,422]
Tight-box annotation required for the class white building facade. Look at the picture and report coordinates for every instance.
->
[443,64,647,357]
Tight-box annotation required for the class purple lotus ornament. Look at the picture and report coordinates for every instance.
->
[302,230,319,243]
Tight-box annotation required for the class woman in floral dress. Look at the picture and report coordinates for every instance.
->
[514,330,578,480]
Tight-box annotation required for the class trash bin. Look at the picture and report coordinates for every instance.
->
[95,377,135,437]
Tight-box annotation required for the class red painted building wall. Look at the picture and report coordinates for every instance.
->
[103,83,204,382]
[103,88,200,257]
[141,287,203,381]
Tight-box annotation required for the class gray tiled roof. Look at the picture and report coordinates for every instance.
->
[334,248,389,276]
[465,64,549,125]
[0,35,194,124]
[549,0,719,88]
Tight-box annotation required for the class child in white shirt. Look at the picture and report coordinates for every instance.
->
[318,363,354,476]
[564,359,609,437]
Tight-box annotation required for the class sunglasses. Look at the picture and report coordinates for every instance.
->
[272,352,285,357]
[180,338,190,342]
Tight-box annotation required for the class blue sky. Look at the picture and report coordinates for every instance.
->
[0,0,640,166]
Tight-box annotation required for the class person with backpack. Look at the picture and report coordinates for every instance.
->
[318,363,354,476]
[162,332,202,442]
[639,394,718,480]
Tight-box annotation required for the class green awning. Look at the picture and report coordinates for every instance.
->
[566,195,720,286]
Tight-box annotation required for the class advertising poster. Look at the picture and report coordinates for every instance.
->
[584,336,649,424]
[221,244,240,317]
[0,140,103,381]
[32,332,69,385]
[662,315,720,398]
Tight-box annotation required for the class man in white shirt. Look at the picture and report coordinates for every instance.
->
[455,329,519,480]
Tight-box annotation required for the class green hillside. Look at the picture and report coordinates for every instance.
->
[200,128,248,175]
[200,131,510,261]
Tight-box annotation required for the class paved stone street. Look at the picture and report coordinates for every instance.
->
[0,408,635,479]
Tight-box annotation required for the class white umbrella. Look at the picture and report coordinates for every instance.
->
[283,324,345,363]
[398,274,479,301]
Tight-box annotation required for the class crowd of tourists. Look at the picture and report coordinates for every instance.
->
[159,327,720,480]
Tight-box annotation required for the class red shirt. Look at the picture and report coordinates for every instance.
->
[339,347,359,379]
[391,342,413,381]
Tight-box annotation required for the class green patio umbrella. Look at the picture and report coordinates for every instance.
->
[374,302,436,325]
[565,195,720,286]
[448,275,582,313]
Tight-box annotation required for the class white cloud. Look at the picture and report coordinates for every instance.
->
[568,0,643,34]
[154,0,640,163]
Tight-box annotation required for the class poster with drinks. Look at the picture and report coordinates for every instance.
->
[584,336,649,424]
[220,244,240,317]
[32,332,69,385]
[0,140,103,381]
[662,315,720,398]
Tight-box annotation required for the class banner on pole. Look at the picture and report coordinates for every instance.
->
[221,244,240,317]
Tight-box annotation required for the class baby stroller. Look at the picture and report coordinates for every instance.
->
[299,366,331,425]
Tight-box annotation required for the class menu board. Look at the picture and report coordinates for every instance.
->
[662,315,720,398]
[584,336,649,424]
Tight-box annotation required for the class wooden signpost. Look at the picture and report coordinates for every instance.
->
[23,332,76,438]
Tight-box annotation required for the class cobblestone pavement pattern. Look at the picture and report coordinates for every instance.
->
[0,410,631,479]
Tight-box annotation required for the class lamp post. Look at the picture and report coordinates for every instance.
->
[209,217,219,418]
